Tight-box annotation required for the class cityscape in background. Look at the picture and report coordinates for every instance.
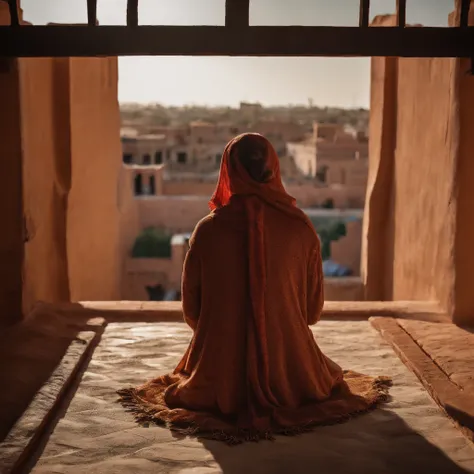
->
[121,101,369,301]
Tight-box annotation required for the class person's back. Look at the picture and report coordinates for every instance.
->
[189,198,341,413]
[118,133,391,443]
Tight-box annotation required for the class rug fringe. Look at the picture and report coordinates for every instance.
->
[116,376,392,446]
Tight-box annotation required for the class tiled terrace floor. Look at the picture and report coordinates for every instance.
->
[25,319,474,474]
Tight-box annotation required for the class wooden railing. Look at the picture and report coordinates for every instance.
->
[0,0,472,58]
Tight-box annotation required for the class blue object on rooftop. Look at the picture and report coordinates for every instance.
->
[323,260,353,277]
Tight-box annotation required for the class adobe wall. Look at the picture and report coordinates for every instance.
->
[331,220,362,276]
[390,57,457,307]
[362,16,398,300]
[19,58,71,312]
[287,142,317,177]
[66,57,123,301]
[123,259,364,302]
[0,59,23,326]
[162,181,215,196]
[160,179,365,209]
[123,164,165,196]
[122,258,173,301]
[122,135,167,165]
[117,165,142,290]
[363,14,469,322]
[453,59,474,324]
[288,184,366,209]
[450,3,474,324]
[324,278,364,301]
[122,240,188,300]
[0,6,26,326]
[318,158,368,188]
[137,197,210,233]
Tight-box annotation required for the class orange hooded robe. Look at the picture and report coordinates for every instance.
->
[118,134,390,444]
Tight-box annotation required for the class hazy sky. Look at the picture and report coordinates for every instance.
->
[22,0,454,107]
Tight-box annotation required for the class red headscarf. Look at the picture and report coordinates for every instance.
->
[209,133,315,429]
[210,133,294,212]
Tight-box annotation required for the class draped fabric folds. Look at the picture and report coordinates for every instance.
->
[118,134,390,444]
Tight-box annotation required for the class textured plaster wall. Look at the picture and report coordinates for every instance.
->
[162,181,216,197]
[20,58,71,312]
[361,17,398,301]
[66,58,123,301]
[161,180,366,209]
[138,197,210,233]
[123,258,173,301]
[0,59,23,326]
[331,220,362,276]
[391,57,457,307]
[362,13,474,324]
[454,59,474,324]
[0,54,124,318]
[0,6,25,325]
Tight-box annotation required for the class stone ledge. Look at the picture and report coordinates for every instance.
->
[48,300,447,323]
[370,317,474,441]
[324,277,364,301]
[398,319,474,393]
[0,330,101,474]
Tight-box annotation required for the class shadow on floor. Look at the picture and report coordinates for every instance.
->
[0,304,102,441]
[200,409,472,474]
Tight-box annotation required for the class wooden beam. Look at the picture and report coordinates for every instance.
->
[87,0,97,27]
[359,0,370,28]
[460,0,471,27]
[396,0,407,28]
[127,0,139,27]
[0,25,473,58]
[225,0,250,28]
[8,0,19,27]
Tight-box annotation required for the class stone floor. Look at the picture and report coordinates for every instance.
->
[28,320,474,474]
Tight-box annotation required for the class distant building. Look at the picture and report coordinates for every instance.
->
[239,101,263,122]
[287,122,368,187]
[120,119,304,178]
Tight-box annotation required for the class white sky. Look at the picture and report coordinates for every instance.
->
[22,0,454,107]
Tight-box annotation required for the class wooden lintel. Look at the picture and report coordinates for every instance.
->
[0,25,473,58]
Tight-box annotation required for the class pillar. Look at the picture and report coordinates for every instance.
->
[66,57,123,301]
[450,2,474,325]
[0,3,26,326]
[361,15,398,301]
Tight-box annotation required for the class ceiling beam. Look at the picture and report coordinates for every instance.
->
[0,25,472,58]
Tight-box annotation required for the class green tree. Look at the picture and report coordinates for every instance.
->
[132,227,172,258]
[318,221,347,260]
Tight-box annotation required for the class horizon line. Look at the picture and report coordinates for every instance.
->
[119,101,369,110]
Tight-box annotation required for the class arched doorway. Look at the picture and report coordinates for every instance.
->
[316,165,329,183]
[149,175,156,195]
[134,173,143,195]
[123,153,133,164]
